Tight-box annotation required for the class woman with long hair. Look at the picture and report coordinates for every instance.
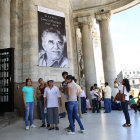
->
[66,75,84,135]
[114,78,131,127]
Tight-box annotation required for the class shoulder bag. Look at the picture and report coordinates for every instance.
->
[115,86,125,102]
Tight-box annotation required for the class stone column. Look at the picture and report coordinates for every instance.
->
[96,12,116,95]
[22,0,38,81]
[0,0,11,49]
[78,16,97,94]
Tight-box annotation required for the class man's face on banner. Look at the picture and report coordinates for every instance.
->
[42,32,64,61]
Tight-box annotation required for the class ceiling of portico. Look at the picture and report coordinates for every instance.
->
[70,0,140,17]
[70,0,119,11]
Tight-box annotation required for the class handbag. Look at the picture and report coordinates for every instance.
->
[115,87,125,102]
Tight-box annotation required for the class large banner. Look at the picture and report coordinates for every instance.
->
[38,6,68,68]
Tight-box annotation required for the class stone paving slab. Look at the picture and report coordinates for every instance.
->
[0,110,140,140]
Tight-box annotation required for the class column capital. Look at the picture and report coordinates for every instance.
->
[0,0,11,3]
[95,12,111,22]
[77,16,94,26]
[73,21,80,28]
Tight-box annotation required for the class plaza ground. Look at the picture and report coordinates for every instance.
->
[0,110,140,140]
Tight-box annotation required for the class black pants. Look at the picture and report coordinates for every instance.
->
[65,102,75,126]
[92,99,100,113]
[81,97,86,113]
[121,101,130,124]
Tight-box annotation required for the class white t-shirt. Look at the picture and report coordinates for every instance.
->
[118,85,130,101]
[80,90,86,98]
[44,86,61,108]
[104,86,112,99]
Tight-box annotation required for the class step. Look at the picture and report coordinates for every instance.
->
[0,110,19,129]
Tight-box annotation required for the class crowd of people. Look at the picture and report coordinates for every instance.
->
[22,71,140,134]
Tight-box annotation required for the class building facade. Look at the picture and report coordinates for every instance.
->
[0,0,139,117]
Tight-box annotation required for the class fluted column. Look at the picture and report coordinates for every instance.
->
[78,16,97,94]
[96,12,116,95]
[0,0,11,49]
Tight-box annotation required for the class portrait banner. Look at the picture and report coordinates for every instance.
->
[38,6,68,68]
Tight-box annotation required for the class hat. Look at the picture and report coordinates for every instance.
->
[47,78,54,83]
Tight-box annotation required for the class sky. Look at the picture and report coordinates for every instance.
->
[110,4,140,73]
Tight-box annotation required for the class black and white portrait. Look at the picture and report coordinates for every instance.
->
[38,6,68,68]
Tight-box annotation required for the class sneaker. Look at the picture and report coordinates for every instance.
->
[40,124,46,127]
[65,126,71,131]
[79,129,85,133]
[30,124,37,128]
[25,126,29,130]
[47,124,50,128]
[66,129,71,132]
[67,131,75,135]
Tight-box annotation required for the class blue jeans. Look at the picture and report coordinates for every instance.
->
[81,97,86,113]
[38,99,45,124]
[25,102,34,126]
[104,98,111,113]
[68,101,84,132]
[122,101,130,124]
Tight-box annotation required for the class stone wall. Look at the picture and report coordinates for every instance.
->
[10,0,78,83]
[14,82,66,118]
[10,0,79,118]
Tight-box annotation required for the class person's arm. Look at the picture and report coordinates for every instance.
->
[43,88,47,108]
[114,78,120,88]
[67,86,71,96]
[23,92,27,109]
[59,83,64,92]
[77,89,82,97]
[44,97,47,108]
[36,87,42,99]
[104,87,107,94]
[33,90,37,105]
[94,92,99,97]
[59,97,62,107]
[56,87,62,107]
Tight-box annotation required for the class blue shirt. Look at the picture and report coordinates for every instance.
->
[22,86,34,102]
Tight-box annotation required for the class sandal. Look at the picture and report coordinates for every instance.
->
[122,123,131,127]
[55,127,59,130]
[127,124,131,127]
[48,127,54,130]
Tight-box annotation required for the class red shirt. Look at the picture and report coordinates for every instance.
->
[38,84,46,99]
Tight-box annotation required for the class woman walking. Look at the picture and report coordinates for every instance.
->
[22,78,37,130]
[114,78,131,127]
[66,75,85,135]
